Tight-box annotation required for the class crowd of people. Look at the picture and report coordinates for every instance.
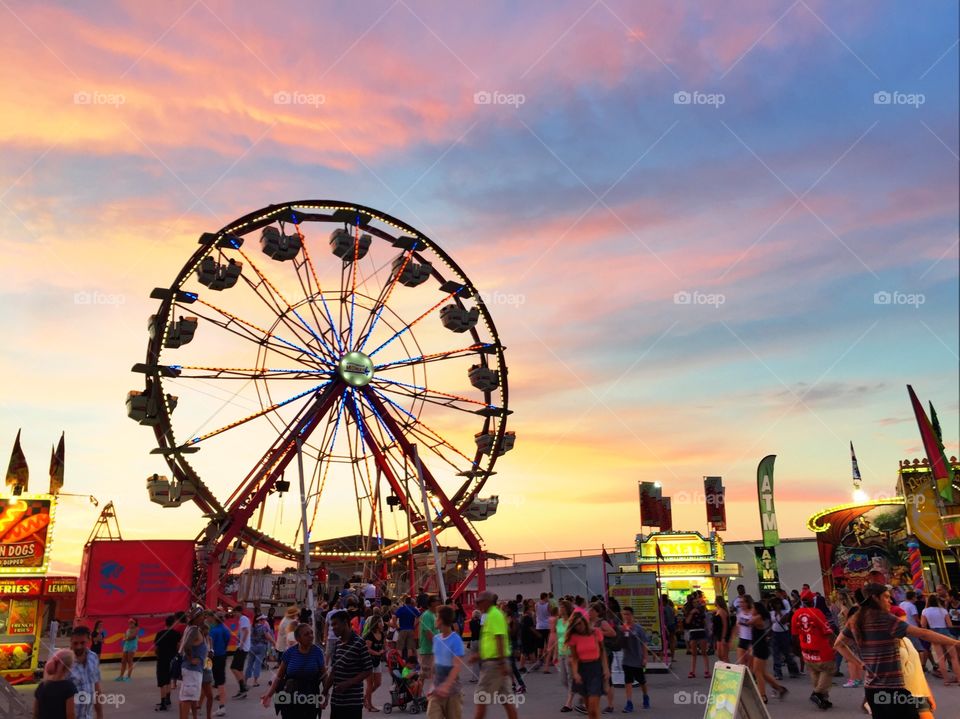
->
[30,578,960,719]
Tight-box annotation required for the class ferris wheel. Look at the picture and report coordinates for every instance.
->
[126,201,513,605]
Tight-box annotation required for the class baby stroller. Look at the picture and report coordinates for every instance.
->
[382,649,427,714]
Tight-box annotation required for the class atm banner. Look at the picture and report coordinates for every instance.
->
[0,498,53,572]
[80,540,196,616]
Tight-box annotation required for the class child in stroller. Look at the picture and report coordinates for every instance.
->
[382,647,427,714]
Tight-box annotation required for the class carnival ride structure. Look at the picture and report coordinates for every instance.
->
[127,201,513,607]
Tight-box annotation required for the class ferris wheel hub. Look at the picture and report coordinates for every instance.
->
[337,351,375,387]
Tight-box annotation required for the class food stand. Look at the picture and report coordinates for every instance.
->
[633,530,740,606]
[0,494,57,683]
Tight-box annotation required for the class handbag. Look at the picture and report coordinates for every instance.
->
[179,670,202,702]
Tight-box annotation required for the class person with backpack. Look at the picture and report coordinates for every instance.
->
[589,601,620,713]
[246,615,275,688]
[684,592,709,679]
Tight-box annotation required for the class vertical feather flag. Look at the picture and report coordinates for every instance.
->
[49,432,65,495]
[907,386,953,504]
[757,455,779,547]
[850,442,862,489]
[5,429,29,494]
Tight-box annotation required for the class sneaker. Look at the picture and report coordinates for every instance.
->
[641,696,650,710]
[809,693,824,709]
[842,680,858,688]
[853,679,863,688]
[622,701,634,713]
[232,691,247,699]
[575,705,587,714]
[214,707,226,717]
[631,681,640,688]
[602,708,614,714]
[560,707,573,713]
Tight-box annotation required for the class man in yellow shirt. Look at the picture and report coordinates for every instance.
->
[473,592,518,719]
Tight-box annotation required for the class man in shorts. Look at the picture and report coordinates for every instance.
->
[396,596,420,663]
[209,612,231,716]
[418,596,440,691]
[472,592,518,719]
[229,605,251,698]
[620,608,649,711]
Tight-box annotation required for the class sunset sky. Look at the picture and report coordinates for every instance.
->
[1,0,957,576]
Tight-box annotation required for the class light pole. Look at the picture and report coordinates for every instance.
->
[295,436,315,623]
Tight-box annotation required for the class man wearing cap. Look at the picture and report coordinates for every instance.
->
[792,590,835,710]
[472,592,518,719]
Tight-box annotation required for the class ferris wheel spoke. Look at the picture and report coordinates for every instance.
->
[296,229,345,355]
[374,377,492,409]
[367,289,462,357]
[185,380,333,446]
[373,343,495,372]
[237,248,339,363]
[371,387,476,472]
[196,298,334,369]
[171,366,333,380]
[355,245,419,353]
[305,389,348,539]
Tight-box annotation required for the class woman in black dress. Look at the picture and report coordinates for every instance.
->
[751,600,787,703]
[364,615,385,711]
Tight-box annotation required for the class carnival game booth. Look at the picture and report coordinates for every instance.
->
[628,531,741,606]
[0,493,58,684]
[808,457,960,596]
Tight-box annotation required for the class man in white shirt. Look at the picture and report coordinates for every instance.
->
[899,590,929,666]
[230,605,252,698]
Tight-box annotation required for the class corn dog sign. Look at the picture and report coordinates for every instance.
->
[0,496,54,573]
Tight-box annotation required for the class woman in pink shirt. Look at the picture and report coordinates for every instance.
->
[566,612,609,719]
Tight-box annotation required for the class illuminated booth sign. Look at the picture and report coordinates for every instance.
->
[0,498,54,573]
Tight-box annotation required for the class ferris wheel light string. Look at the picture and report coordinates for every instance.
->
[237,247,338,363]
[373,376,493,408]
[367,289,461,357]
[197,298,333,369]
[186,380,332,445]
[357,243,418,354]
[368,387,473,464]
[373,343,493,371]
[295,225,345,354]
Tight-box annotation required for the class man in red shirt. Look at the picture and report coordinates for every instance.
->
[792,589,835,710]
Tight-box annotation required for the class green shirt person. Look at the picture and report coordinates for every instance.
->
[479,604,510,660]
[417,596,440,689]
